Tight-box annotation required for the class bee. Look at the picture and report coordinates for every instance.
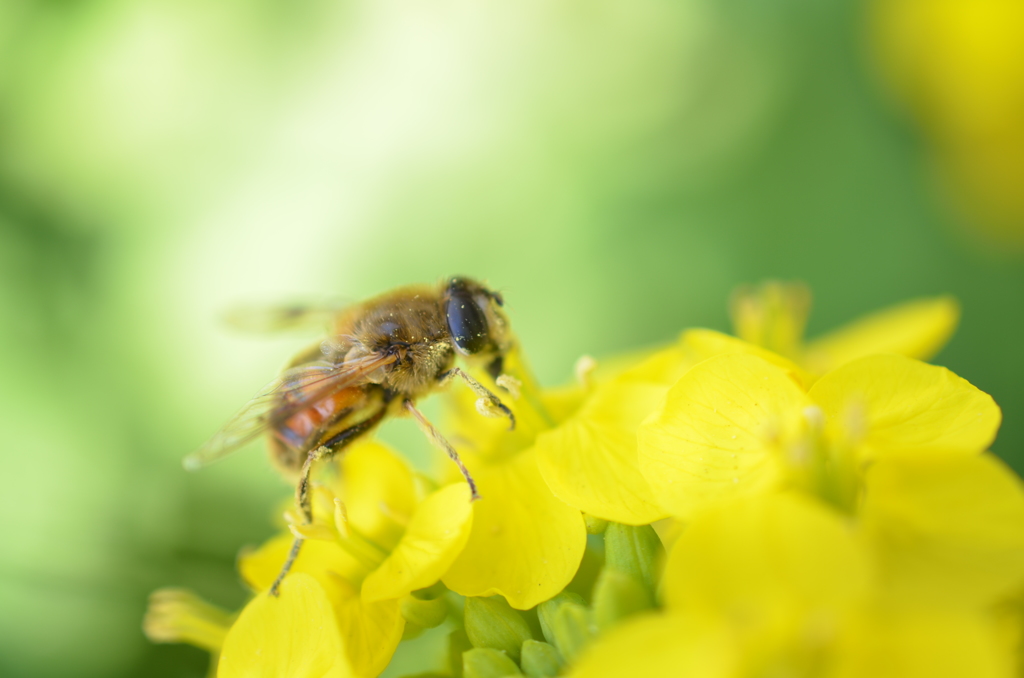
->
[184,277,516,594]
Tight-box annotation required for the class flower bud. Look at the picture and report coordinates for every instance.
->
[520,639,563,677]
[551,602,595,664]
[465,596,534,661]
[584,515,608,534]
[401,594,449,629]
[591,567,653,632]
[463,648,522,678]
[603,523,663,592]
[537,591,585,646]
[143,588,230,652]
[449,629,473,678]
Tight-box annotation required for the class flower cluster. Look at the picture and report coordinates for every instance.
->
[145,282,1024,678]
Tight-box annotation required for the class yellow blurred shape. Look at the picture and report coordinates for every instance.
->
[872,0,1024,247]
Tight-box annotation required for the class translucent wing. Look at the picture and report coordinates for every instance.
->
[183,352,396,470]
[222,299,351,334]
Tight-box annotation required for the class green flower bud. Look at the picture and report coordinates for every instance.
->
[449,629,473,678]
[591,567,653,632]
[537,591,586,646]
[463,648,522,678]
[584,515,608,534]
[520,639,563,677]
[551,602,595,664]
[603,523,663,592]
[465,596,534,661]
[401,594,449,629]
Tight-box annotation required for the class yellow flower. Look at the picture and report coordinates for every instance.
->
[532,285,959,525]
[571,493,1011,678]
[438,350,588,610]
[219,574,354,678]
[639,351,1024,608]
[534,346,691,525]
[861,449,1024,608]
[729,281,960,376]
[239,440,473,676]
[146,283,1021,677]
[638,352,1000,516]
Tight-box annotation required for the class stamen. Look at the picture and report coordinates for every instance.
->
[289,522,338,543]
[730,281,811,359]
[378,500,411,528]
[334,498,350,539]
[143,589,232,653]
[310,484,336,522]
[574,355,597,390]
[339,524,390,570]
[802,405,825,430]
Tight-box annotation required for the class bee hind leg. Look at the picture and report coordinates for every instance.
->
[269,407,388,597]
[404,398,481,501]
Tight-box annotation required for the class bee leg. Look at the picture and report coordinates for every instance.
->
[439,367,516,431]
[403,398,481,501]
[269,407,388,597]
[269,446,326,597]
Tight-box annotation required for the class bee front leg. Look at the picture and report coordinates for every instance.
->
[404,398,481,501]
[439,367,516,431]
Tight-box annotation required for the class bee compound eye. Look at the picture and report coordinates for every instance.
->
[445,289,489,354]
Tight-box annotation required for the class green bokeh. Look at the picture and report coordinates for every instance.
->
[1,1,1022,677]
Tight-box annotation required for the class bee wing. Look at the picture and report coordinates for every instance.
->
[183,352,396,470]
[222,299,351,334]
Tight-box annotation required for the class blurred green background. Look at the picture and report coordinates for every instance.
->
[1,0,1022,676]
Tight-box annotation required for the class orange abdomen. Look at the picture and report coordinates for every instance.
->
[273,386,367,451]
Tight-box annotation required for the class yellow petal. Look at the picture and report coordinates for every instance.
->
[638,353,812,518]
[339,441,418,552]
[535,377,669,525]
[239,534,364,596]
[803,296,959,375]
[663,493,870,615]
[568,612,734,678]
[861,451,1024,608]
[361,483,475,602]
[443,450,587,609]
[332,593,403,678]
[809,354,1001,457]
[240,538,404,675]
[833,607,1007,678]
[218,573,354,678]
[680,329,814,388]
[614,342,695,387]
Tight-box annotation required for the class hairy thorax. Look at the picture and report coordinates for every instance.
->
[337,286,456,398]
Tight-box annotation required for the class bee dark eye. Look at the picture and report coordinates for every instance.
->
[445,288,489,354]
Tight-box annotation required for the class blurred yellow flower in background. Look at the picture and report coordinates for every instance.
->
[871,0,1024,248]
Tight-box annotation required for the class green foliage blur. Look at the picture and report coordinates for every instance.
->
[1,1,1022,677]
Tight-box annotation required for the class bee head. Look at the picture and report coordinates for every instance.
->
[442,277,507,362]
